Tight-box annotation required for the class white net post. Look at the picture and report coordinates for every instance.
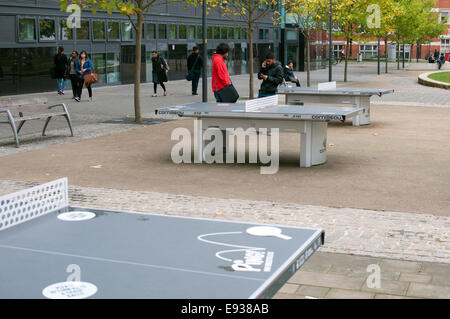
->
[245,95,279,112]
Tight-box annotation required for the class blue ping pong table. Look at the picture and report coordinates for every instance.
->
[0,178,324,299]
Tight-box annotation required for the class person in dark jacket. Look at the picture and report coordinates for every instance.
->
[151,51,169,97]
[257,52,284,98]
[438,53,446,70]
[67,51,79,99]
[283,61,301,87]
[54,46,68,95]
[187,47,203,96]
[434,49,440,62]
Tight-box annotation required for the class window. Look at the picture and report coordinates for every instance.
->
[242,29,247,39]
[259,29,264,40]
[146,23,156,40]
[121,21,133,40]
[234,28,240,40]
[274,29,279,41]
[59,20,73,40]
[188,26,195,40]
[286,30,297,41]
[197,26,203,39]
[207,26,212,39]
[18,17,36,41]
[39,19,55,41]
[441,39,450,45]
[264,29,269,40]
[76,20,90,40]
[168,24,176,40]
[221,27,227,39]
[107,52,120,84]
[228,27,234,39]
[91,53,106,84]
[107,21,119,40]
[93,21,105,40]
[360,44,378,58]
[214,26,220,39]
[158,24,167,39]
[179,25,187,39]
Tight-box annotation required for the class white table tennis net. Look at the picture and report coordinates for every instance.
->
[0,177,68,232]
[245,95,279,112]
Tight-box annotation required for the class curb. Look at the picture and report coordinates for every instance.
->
[418,71,450,90]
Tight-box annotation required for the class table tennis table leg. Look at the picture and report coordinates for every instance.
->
[300,121,312,168]
[353,96,371,126]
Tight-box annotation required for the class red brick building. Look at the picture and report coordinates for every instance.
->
[329,0,450,61]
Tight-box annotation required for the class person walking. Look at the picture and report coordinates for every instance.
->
[67,51,79,100]
[54,47,68,95]
[187,47,203,96]
[283,61,301,87]
[257,52,283,98]
[151,51,169,97]
[75,50,94,102]
[211,43,231,102]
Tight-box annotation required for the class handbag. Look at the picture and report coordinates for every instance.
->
[185,54,200,81]
[83,70,98,86]
[216,83,239,103]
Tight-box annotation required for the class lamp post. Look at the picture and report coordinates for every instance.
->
[202,0,207,102]
[329,0,333,82]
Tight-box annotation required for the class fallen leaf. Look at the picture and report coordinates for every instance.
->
[329,143,335,147]
[90,165,102,169]
[215,212,223,216]
[372,132,379,136]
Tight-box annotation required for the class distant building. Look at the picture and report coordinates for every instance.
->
[0,0,285,95]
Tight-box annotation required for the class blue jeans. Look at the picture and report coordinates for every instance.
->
[57,78,66,92]
[258,92,275,98]
[192,70,201,94]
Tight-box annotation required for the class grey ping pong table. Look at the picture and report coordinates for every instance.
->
[277,86,394,126]
[0,178,324,299]
[156,95,362,167]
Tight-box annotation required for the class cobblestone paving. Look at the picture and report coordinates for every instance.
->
[1,180,448,265]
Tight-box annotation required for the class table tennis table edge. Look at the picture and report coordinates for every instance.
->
[248,228,324,299]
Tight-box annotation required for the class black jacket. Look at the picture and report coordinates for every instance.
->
[54,53,68,78]
[258,62,284,94]
[187,53,203,71]
[283,66,297,82]
[152,56,168,83]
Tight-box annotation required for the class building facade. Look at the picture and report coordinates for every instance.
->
[0,0,287,96]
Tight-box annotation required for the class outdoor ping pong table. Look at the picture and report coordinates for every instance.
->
[277,86,394,126]
[0,178,324,299]
[156,95,362,167]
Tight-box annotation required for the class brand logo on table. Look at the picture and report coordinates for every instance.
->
[197,226,291,272]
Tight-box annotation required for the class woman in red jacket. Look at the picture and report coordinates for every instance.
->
[211,43,231,102]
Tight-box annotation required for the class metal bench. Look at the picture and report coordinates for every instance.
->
[0,97,74,147]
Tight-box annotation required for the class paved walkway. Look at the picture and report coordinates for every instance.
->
[0,62,449,299]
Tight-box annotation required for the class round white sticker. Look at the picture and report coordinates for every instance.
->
[57,211,96,221]
[42,281,98,299]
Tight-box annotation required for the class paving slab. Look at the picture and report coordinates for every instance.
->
[326,289,375,299]
[407,283,450,299]
[288,271,365,290]
[361,279,410,296]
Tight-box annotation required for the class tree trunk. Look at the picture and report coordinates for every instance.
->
[306,31,311,87]
[248,24,254,99]
[134,13,143,123]
[385,37,388,73]
[344,38,350,82]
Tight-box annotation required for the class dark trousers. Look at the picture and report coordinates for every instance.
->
[69,74,78,98]
[77,78,92,98]
[191,70,201,94]
[154,82,166,93]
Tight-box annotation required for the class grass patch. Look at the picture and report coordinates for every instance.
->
[428,71,450,83]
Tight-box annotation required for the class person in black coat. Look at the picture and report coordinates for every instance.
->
[438,53,446,70]
[187,46,203,95]
[151,51,169,97]
[283,61,301,87]
[54,46,68,95]
[257,52,284,98]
